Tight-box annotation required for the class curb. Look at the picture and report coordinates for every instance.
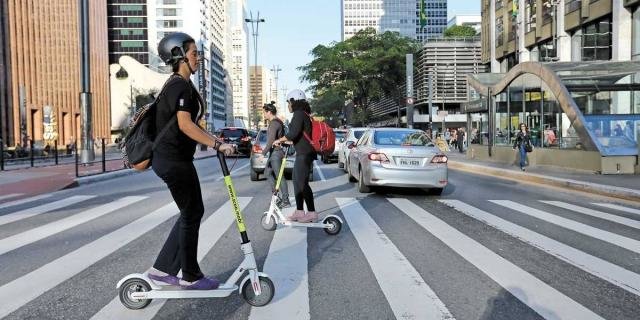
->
[72,153,219,186]
[448,160,640,202]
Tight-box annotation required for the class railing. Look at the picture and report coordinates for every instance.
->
[74,138,127,178]
[1,139,68,171]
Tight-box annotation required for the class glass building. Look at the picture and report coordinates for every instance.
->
[107,0,149,65]
[341,0,448,41]
[466,61,640,173]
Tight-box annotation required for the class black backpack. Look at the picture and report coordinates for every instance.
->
[120,75,181,171]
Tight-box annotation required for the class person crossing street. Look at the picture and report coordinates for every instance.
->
[262,102,291,208]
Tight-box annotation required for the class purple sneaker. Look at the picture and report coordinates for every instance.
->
[181,277,220,290]
[148,273,180,286]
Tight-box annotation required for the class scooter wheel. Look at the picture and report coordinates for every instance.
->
[242,276,275,307]
[261,213,277,231]
[119,278,152,310]
[323,216,342,235]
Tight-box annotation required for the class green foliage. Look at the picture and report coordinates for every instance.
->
[443,25,477,38]
[299,28,419,125]
[309,88,345,127]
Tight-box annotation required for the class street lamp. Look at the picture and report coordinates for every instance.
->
[245,12,265,130]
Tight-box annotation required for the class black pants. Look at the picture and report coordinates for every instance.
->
[265,149,289,198]
[292,153,315,211]
[151,156,204,282]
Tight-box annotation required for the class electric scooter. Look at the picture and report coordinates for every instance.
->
[117,149,275,309]
[260,146,343,235]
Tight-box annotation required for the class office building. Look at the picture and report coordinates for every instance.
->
[227,0,250,127]
[107,0,149,65]
[447,14,482,33]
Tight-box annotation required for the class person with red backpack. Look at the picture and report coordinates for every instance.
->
[273,89,318,223]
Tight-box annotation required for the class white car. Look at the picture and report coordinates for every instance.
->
[321,129,347,163]
[338,127,368,172]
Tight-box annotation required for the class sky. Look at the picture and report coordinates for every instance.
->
[245,0,480,106]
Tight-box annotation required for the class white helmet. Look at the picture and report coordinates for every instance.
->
[286,89,307,102]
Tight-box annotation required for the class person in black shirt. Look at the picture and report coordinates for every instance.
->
[262,102,291,208]
[146,32,234,291]
[273,89,317,223]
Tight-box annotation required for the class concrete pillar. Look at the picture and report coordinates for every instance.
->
[517,0,530,63]
[490,0,500,72]
[557,0,572,61]
[612,0,632,61]
[571,29,582,61]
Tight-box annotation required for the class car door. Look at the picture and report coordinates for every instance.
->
[349,131,370,175]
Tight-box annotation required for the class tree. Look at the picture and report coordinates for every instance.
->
[299,28,419,125]
[443,25,477,38]
[309,88,346,128]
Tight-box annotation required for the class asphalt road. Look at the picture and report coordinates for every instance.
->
[0,155,638,320]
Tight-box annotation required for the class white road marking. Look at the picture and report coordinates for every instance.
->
[215,162,251,181]
[592,203,640,216]
[541,201,640,230]
[0,195,95,226]
[0,194,23,201]
[313,161,326,181]
[0,194,53,210]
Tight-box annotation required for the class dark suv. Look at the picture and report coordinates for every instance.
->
[218,127,252,156]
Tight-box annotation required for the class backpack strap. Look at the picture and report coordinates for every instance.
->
[302,112,313,143]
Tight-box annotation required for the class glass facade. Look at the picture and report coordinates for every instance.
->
[107,0,148,65]
[581,18,612,62]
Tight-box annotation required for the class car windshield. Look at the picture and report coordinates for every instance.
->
[353,130,365,140]
[258,130,268,142]
[373,131,433,146]
[336,131,347,139]
[221,129,245,138]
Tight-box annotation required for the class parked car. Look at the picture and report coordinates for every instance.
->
[321,129,348,163]
[249,128,314,182]
[347,128,448,194]
[218,127,252,156]
[338,127,368,171]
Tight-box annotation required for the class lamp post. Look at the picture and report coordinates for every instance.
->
[79,0,94,163]
[270,65,281,107]
[245,12,265,130]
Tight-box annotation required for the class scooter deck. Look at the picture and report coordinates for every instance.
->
[131,284,239,299]
[279,220,331,229]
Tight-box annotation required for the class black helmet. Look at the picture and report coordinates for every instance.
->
[158,32,195,65]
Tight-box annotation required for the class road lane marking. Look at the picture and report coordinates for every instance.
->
[90,197,252,320]
[390,198,604,320]
[0,194,52,210]
[491,200,640,255]
[0,195,95,226]
[592,203,640,216]
[441,200,640,296]
[249,201,308,320]
[541,201,640,230]
[215,162,251,181]
[337,198,454,320]
[0,201,179,318]
[0,194,23,201]
[0,196,147,255]
[313,161,326,181]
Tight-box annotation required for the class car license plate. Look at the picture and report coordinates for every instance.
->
[398,157,421,167]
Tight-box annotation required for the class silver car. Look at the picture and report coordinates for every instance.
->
[250,128,294,181]
[347,128,448,194]
[321,129,348,163]
[338,127,367,171]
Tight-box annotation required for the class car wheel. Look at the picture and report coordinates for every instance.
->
[343,159,349,173]
[338,160,344,168]
[430,188,444,196]
[358,169,371,193]
[347,164,357,182]
[250,170,259,181]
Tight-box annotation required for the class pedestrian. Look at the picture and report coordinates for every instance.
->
[624,120,635,142]
[272,89,317,223]
[262,102,291,208]
[145,32,234,290]
[457,127,465,153]
[444,129,451,147]
[614,123,624,137]
[513,122,532,171]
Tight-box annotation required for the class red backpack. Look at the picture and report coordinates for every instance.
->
[303,114,335,156]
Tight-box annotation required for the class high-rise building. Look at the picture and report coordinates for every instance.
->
[207,0,228,130]
[2,0,111,147]
[341,0,448,41]
[228,0,250,127]
[249,65,274,128]
[107,0,149,65]
[447,14,481,33]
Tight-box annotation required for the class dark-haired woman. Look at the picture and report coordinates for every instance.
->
[513,123,531,171]
[272,89,317,223]
[145,32,234,290]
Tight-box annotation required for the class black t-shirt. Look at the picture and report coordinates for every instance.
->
[154,75,202,161]
[285,108,314,155]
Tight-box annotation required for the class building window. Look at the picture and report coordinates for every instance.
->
[565,0,581,14]
[495,17,504,47]
[525,0,536,33]
[538,38,557,62]
[581,18,612,61]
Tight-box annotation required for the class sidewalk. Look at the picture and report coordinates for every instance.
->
[0,149,218,204]
[446,151,640,202]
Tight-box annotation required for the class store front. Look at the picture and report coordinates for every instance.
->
[466,61,640,174]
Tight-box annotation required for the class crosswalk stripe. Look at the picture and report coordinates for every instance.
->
[491,200,640,255]
[541,201,640,230]
[0,194,52,210]
[0,195,95,226]
[0,201,179,318]
[592,203,640,216]
[0,194,23,201]
[215,162,251,181]
[313,161,326,181]
[0,196,147,256]
[90,197,252,320]
[389,198,604,320]
[441,200,640,296]
[337,198,454,320]
[250,201,309,320]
